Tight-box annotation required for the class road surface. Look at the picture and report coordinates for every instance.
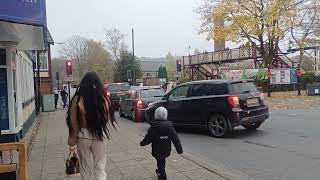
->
[117,109,320,180]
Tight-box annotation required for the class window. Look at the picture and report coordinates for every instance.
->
[190,83,228,97]
[32,51,48,70]
[140,89,165,98]
[229,82,258,94]
[0,49,6,66]
[108,83,130,92]
[190,84,208,97]
[38,51,48,70]
[169,85,189,99]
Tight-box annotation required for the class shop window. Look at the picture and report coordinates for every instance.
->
[38,51,48,70]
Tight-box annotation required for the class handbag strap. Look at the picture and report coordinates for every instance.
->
[68,150,79,160]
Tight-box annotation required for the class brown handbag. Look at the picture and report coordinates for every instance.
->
[65,151,80,175]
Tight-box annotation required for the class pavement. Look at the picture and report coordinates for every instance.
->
[27,108,245,180]
[265,91,320,110]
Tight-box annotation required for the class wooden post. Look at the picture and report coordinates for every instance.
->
[18,143,28,180]
[0,143,28,180]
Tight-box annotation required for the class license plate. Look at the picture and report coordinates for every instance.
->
[247,98,258,105]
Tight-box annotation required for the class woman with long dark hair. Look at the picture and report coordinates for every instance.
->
[66,72,115,180]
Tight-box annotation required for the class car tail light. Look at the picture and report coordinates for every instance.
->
[137,100,143,109]
[260,93,265,101]
[228,96,239,108]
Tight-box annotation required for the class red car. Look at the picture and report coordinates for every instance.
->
[119,87,165,122]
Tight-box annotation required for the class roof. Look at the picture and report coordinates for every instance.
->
[130,86,161,90]
[140,60,167,72]
[181,79,253,85]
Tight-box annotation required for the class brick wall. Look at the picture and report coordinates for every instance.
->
[39,80,53,94]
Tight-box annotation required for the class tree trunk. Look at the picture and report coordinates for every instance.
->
[299,48,304,66]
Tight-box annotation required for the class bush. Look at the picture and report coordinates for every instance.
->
[300,72,316,87]
[315,75,320,82]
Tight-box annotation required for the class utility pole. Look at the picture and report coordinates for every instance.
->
[315,48,319,76]
[132,28,136,85]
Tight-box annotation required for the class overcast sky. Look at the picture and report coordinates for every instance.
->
[46,0,215,58]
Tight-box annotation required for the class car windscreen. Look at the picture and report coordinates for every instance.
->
[140,89,165,98]
[229,82,258,94]
[108,84,130,92]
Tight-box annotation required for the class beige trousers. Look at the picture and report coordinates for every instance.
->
[77,138,107,180]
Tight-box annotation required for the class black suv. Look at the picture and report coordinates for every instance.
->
[146,80,269,137]
[104,83,130,109]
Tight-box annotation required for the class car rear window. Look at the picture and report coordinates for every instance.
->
[108,84,130,92]
[140,89,165,98]
[229,82,258,94]
[190,83,228,97]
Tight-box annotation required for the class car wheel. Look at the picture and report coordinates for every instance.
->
[242,121,263,130]
[119,108,124,117]
[208,114,229,138]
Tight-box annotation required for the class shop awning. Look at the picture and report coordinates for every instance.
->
[0,20,46,50]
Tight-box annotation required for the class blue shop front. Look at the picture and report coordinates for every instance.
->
[0,0,49,142]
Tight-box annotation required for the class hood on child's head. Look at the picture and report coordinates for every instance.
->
[154,106,168,121]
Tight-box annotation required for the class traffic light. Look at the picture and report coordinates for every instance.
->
[66,60,72,75]
[176,60,182,72]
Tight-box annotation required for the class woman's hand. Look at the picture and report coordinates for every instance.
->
[69,145,76,152]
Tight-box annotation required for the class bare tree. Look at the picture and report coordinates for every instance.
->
[105,28,126,60]
[290,0,320,65]
[60,36,113,83]
[60,36,90,80]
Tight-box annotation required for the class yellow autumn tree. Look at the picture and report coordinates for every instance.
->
[197,0,303,67]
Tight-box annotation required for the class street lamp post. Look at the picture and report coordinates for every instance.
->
[37,52,41,115]
[132,28,135,85]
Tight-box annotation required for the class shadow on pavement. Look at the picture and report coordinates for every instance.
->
[174,126,267,140]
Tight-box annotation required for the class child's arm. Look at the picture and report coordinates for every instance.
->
[170,126,183,154]
[140,127,154,146]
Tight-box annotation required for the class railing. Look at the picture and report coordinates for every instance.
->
[0,143,28,180]
[183,46,256,66]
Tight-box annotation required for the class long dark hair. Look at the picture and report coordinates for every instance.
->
[66,72,115,141]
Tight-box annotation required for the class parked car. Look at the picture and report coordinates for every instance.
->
[146,80,269,137]
[104,83,130,109]
[119,87,166,122]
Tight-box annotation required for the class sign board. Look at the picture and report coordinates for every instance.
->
[0,69,9,130]
[290,69,297,84]
[0,0,47,26]
[64,75,73,82]
[270,69,297,84]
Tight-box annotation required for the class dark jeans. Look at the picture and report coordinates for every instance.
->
[62,97,67,108]
[156,158,167,180]
[54,95,59,108]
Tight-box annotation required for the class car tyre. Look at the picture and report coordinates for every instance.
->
[208,114,229,138]
[242,121,263,130]
[119,108,124,117]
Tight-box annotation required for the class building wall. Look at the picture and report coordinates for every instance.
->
[17,51,35,129]
[0,47,36,142]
